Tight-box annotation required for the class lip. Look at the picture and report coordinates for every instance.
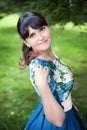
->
[38,39,48,45]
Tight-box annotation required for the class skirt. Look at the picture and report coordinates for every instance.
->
[24,101,85,130]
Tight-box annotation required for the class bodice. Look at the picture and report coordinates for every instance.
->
[29,57,74,103]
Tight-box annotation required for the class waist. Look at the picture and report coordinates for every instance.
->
[61,94,72,112]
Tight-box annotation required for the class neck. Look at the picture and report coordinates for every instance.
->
[37,49,55,60]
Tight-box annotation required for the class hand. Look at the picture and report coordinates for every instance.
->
[35,66,49,89]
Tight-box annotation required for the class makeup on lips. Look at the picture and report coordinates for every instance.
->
[38,39,48,45]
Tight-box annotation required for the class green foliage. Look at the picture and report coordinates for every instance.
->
[0,14,87,130]
[0,0,87,24]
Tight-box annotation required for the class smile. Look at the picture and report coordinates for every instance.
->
[38,39,48,45]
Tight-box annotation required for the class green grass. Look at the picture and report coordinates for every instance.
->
[0,14,87,130]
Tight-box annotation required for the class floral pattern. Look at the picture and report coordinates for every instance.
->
[29,57,74,103]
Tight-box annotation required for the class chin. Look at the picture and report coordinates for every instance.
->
[41,45,51,52]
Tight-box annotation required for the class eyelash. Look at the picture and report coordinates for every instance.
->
[29,33,35,38]
[40,26,45,32]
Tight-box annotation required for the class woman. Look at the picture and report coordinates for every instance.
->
[17,12,85,130]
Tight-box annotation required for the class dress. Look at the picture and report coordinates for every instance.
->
[25,56,85,130]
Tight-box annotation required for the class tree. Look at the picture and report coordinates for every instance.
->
[0,0,87,24]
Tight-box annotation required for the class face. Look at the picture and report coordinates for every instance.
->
[24,25,52,53]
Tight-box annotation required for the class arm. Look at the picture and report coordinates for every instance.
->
[35,66,65,127]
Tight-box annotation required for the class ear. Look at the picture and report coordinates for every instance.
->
[23,39,31,48]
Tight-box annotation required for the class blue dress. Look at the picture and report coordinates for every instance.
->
[25,57,85,130]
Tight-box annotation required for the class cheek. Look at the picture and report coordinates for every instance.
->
[47,30,52,38]
[29,39,37,48]
[47,31,52,42]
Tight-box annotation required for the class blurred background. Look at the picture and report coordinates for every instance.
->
[0,0,87,130]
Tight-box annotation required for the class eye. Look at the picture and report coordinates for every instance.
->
[29,33,35,38]
[39,26,46,32]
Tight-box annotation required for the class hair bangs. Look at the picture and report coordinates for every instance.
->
[29,16,48,29]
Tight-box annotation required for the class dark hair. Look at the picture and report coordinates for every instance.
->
[17,12,48,68]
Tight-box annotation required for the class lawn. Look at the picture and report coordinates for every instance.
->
[0,14,87,130]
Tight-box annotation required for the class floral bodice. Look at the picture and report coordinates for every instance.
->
[29,57,74,103]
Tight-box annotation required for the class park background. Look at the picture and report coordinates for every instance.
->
[0,0,87,129]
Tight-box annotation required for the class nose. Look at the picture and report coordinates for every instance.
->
[37,32,44,41]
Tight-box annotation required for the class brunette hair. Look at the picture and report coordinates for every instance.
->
[17,12,48,68]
